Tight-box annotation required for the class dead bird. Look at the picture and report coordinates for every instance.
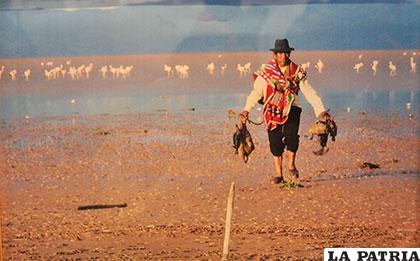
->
[309,116,337,156]
[233,117,255,163]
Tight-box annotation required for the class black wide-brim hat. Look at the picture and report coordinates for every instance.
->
[270,38,295,52]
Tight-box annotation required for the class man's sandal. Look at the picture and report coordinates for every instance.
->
[271,176,285,184]
[289,168,299,179]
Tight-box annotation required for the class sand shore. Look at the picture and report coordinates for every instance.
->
[1,109,418,259]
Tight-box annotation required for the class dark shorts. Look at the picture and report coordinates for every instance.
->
[267,106,302,156]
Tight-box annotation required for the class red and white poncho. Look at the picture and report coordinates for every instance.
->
[253,59,306,130]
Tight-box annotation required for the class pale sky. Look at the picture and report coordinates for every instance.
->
[0,2,418,57]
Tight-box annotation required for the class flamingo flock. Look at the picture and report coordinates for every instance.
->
[163,64,190,79]
[0,61,135,82]
[106,65,134,79]
[174,65,190,79]
[205,62,228,76]
[350,52,418,77]
[0,53,417,82]
[301,61,311,71]
[236,62,251,77]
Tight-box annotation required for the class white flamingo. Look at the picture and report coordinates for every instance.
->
[0,66,5,80]
[109,65,118,79]
[314,59,324,73]
[164,64,173,77]
[206,62,215,75]
[175,65,189,79]
[388,61,397,77]
[112,65,123,79]
[237,64,246,77]
[220,64,227,75]
[60,68,67,78]
[23,69,31,81]
[76,65,85,79]
[371,60,379,76]
[99,66,108,78]
[121,65,134,79]
[44,69,53,80]
[49,66,61,79]
[409,57,416,75]
[84,63,94,79]
[353,62,364,74]
[9,69,17,81]
[68,66,78,80]
[125,65,134,78]
[243,62,251,74]
[173,65,180,78]
[301,61,310,71]
[182,65,190,79]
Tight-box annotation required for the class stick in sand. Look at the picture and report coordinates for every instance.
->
[1,192,4,261]
[78,203,127,211]
[0,212,3,261]
[222,182,235,261]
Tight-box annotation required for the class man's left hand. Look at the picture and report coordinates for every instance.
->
[320,111,331,120]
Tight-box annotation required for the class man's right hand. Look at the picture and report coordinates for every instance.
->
[240,111,249,122]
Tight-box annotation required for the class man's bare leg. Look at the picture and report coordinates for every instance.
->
[287,150,296,170]
[274,155,283,176]
[272,155,284,183]
[287,150,299,180]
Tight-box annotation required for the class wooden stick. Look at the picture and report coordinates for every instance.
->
[0,206,3,261]
[77,203,127,211]
[1,181,4,261]
[222,182,235,261]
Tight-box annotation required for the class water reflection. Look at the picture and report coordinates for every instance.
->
[0,89,418,119]
[319,89,418,115]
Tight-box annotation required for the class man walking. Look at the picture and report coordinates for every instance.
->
[241,39,329,184]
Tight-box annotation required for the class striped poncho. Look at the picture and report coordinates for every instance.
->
[253,59,306,130]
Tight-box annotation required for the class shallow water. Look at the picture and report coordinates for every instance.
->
[0,88,418,119]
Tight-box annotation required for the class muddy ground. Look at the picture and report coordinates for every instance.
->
[1,109,418,260]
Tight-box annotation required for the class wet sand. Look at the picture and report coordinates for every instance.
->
[1,109,419,260]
